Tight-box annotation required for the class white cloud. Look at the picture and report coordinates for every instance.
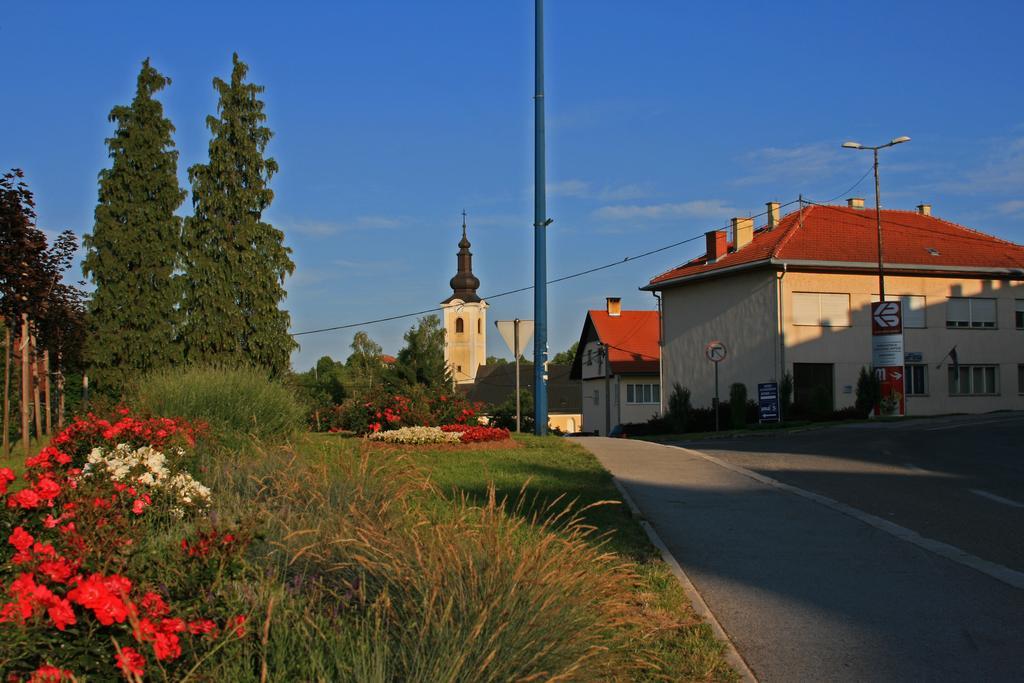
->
[548,179,591,197]
[593,199,737,221]
[939,138,1024,195]
[996,199,1024,215]
[547,179,652,201]
[287,215,402,237]
[732,143,856,187]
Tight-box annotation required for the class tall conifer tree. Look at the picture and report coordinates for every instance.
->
[83,59,185,392]
[181,53,295,375]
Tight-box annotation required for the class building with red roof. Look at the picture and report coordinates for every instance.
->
[643,200,1024,417]
[569,298,661,434]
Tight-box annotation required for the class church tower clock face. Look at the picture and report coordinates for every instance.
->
[441,212,487,384]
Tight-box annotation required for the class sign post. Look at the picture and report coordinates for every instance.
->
[495,320,535,432]
[871,301,905,416]
[705,341,727,431]
[758,382,780,423]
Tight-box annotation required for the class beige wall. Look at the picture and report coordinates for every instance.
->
[442,299,487,384]
[781,271,1024,414]
[582,373,660,435]
[660,267,1024,416]
[661,269,778,411]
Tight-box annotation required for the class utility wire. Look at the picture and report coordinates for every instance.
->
[291,198,805,338]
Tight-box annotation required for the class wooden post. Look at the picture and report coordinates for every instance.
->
[56,351,65,430]
[31,332,43,441]
[43,349,52,436]
[2,325,10,459]
[21,315,31,458]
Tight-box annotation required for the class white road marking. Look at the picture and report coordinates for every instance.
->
[904,463,929,473]
[656,442,1024,592]
[970,489,1024,509]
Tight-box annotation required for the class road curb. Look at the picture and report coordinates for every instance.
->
[609,477,759,683]
[662,442,1024,592]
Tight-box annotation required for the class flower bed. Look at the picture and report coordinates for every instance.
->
[439,424,511,443]
[0,410,247,680]
[367,426,463,445]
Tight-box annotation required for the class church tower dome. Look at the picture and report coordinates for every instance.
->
[441,211,487,384]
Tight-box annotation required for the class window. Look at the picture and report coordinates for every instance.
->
[872,295,926,328]
[1015,300,1023,329]
[477,319,482,334]
[904,364,928,395]
[1019,365,1024,394]
[793,292,850,327]
[592,390,599,406]
[455,317,464,334]
[586,349,593,366]
[946,298,996,328]
[626,383,660,404]
[948,365,999,396]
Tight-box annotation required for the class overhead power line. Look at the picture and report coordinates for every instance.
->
[292,197,820,338]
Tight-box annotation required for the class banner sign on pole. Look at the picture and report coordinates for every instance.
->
[758,382,780,423]
[871,301,905,416]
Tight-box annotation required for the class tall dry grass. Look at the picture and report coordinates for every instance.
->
[202,439,652,681]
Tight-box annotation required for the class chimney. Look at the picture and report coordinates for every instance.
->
[606,297,621,317]
[916,203,932,216]
[848,197,865,209]
[732,217,754,250]
[706,229,728,262]
[766,201,780,229]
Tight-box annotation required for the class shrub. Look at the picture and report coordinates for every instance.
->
[855,366,880,418]
[729,383,748,428]
[331,384,483,435]
[131,366,305,441]
[488,389,535,433]
[667,383,692,433]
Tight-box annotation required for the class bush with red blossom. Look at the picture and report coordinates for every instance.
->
[328,384,486,435]
[439,425,512,443]
[0,410,246,680]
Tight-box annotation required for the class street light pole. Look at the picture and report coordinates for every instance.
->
[842,136,910,303]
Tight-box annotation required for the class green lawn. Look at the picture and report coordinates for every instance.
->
[314,433,738,682]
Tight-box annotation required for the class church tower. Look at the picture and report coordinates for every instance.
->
[441,212,487,384]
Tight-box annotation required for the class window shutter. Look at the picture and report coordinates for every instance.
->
[819,294,850,327]
[971,299,996,327]
[946,298,970,326]
[792,293,819,325]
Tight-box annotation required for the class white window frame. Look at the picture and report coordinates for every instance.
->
[948,364,999,396]
[792,292,851,327]
[872,295,926,328]
[625,383,660,405]
[946,297,997,329]
[904,364,928,396]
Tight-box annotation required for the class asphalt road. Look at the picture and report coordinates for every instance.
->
[686,412,1024,573]
[580,421,1024,682]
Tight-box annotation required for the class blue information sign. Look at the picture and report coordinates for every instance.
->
[758,382,780,423]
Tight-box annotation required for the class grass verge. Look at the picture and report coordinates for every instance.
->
[314,433,738,681]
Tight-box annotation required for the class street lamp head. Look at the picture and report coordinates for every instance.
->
[841,141,863,149]
[890,136,911,145]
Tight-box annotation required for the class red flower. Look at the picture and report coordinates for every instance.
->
[152,630,182,660]
[27,665,74,682]
[115,646,146,676]
[230,614,247,637]
[8,527,34,552]
[9,488,41,509]
[131,498,147,515]
[187,618,219,637]
[0,467,14,495]
[47,597,76,631]
[139,592,169,619]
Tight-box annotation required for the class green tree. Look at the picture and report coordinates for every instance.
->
[347,331,383,390]
[180,53,295,375]
[81,60,185,393]
[855,366,880,418]
[389,315,449,388]
[551,341,578,365]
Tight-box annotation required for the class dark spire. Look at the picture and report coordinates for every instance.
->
[442,210,481,304]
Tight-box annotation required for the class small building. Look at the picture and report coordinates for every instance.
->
[643,200,1024,416]
[462,363,583,433]
[569,298,661,435]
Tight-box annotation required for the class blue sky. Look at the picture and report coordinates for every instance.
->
[4,1,1023,370]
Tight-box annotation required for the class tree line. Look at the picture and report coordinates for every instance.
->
[2,54,294,456]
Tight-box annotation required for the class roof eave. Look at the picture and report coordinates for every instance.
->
[642,258,773,291]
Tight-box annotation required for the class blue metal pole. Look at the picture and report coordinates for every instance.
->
[533,0,549,435]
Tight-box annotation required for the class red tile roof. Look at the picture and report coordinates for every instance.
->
[646,204,1024,289]
[585,310,660,374]
[380,354,397,364]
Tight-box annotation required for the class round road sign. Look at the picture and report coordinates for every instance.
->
[705,341,727,363]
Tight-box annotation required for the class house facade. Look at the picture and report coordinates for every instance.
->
[644,200,1024,417]
[570,299,661,435]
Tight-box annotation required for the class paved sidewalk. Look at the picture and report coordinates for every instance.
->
[579,437,1024,682]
